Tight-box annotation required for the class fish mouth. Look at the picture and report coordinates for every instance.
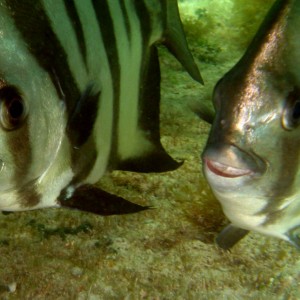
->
[205,158,253,178]
[202,143,266,179]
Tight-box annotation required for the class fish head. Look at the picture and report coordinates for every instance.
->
[0,75,66,194]
[0,24,67,205]
[202,0,300,243]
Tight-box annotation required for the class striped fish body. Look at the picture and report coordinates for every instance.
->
[202,0,300,249]
[0,0,201,213]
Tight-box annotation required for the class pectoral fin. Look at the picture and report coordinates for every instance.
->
[58,185,149,216]
[216,224,249,250]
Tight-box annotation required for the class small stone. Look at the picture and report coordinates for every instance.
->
[8,282,16,293]
[71,266,84,277]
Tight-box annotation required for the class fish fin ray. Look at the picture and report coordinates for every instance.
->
[216,224,249,250]
[58,185,149,215]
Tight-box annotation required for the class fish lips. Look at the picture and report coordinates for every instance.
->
[205,159,253,178]
[202,144,266,182]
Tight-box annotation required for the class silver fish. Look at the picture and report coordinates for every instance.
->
[0,0,201,215]
[202,0,300,249]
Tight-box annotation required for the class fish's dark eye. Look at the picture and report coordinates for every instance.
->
[0,86,27,130]
[282,89,300,130]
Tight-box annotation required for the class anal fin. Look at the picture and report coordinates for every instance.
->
[58,185,149,216]
[216,224,249,250]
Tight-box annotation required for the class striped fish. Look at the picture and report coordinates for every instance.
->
[0,0,201,214]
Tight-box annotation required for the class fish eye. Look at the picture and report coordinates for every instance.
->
[0,86,27,131]
[282,88,300,130]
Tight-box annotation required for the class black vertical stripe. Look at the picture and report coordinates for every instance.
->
[64,0,88,68]
[3,0,78,206]
[261,136,300,225]
[7,120,40,207]
[18,182,41,208]
[119,0,131,42]
[133,1,161,143]
[92,0,121,168]
[4,0,81,116]
[134,0,151,48]
[67,87,100,185]
[7,122,31,185]
[67,86,100,147]
[160,0,168,30]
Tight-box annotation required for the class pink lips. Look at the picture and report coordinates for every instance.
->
[205,159,252,178]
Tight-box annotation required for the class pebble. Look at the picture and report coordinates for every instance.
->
[71,266,84,277]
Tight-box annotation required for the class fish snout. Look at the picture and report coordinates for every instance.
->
[202,144,266,179]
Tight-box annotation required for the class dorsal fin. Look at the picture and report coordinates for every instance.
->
[162,0,203,84]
